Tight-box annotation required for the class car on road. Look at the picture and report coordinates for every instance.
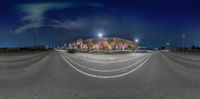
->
[67,49,76,53]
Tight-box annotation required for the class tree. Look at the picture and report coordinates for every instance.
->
[107,39,114,52]
[77,44,81,51]
[128,44,134,51]
[159,46,165,50]
[87,41,93,51]
[191,45,196,49]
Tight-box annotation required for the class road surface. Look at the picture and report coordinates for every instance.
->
[0,50,200,99]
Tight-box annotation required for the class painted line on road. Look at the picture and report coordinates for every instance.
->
[63,53,150,72]
[67,53,145,64]
[168,53,200,61]
[164,53,200,72]
[59,52,152,79]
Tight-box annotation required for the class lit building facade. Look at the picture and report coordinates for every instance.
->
[68,37,138,52]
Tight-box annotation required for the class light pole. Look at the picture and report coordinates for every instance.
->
[182,34,186,52]
[48,41,51,49]
[166,42,170,50]
[33,36,37,48]
[135,38,139,50]
[98,33,103,52]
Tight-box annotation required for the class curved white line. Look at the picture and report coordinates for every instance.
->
[59,53,151,79]
[67,53,145,64]
[63,53,149,72]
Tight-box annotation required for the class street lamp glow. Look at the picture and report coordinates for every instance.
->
[98,33,103,38]
[135,39,139,43]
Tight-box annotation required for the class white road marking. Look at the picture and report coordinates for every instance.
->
[58,51,152,79]
[165,54,200,72]
[168,53,200,61]
[67,53,145,64]
[63,53,149,72]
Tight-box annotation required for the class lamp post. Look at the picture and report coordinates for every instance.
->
[32,35,38,48]
[182,34,186,52]
[135,38,139,50]
[98,33,103,52]
[166,42,170,50]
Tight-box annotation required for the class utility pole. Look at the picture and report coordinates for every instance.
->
[48,41,51,49]
[33,36,37,48]
[182,34,186,52]
[166,42,170,50]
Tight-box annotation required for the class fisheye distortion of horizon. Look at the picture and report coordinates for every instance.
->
[0,0,200,48]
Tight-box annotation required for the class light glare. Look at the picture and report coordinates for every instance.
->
[135,39,139,43]
[98,33,103,38]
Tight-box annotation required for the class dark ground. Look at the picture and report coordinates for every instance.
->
[0,50,200,99]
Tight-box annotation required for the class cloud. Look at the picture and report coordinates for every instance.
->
[49,17,113,31]
[21,3,73,21]
[14,2,103,34]
[51,19,88,30]
[14,24,43,34]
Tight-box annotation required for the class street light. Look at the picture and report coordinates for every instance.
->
[135,38,139,43]
[182,34,186,52]
[98,33,103,38]
[97,33,103,52]
[134,38,139,50]
[166,42,170,46]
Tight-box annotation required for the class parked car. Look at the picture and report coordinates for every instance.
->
[67,49,76,53]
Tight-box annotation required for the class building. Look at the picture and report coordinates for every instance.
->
[68,37,138,52]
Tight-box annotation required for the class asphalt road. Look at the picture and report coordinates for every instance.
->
[0,50,200,99]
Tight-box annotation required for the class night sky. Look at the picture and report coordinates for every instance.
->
[0,0,200,48]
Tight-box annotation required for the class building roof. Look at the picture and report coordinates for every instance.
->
[85,37,133,43]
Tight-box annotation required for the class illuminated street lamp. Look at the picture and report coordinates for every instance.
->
[97,33,103,52]
[182,34,186,52]
[166,42,170,46]
[134,38,139,50]
[98,33,103,38]
[135,38,139,43]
